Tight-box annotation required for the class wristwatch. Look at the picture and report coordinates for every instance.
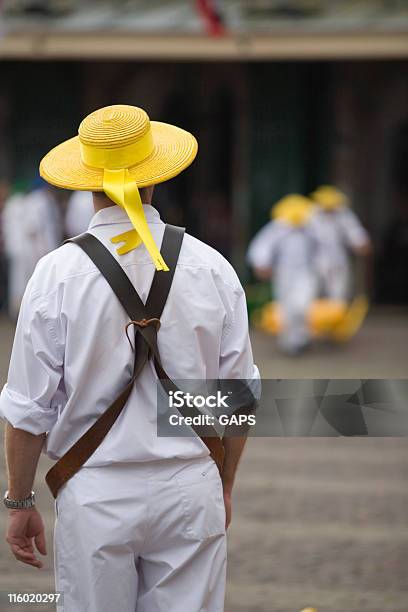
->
[3,491,36,510]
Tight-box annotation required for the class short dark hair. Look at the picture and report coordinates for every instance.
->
[139,187,150,200]
[92,186,152,201]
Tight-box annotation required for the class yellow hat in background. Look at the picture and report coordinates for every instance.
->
[40,104,198,270]
[271,194,313,226]
[310,185,348,210]
[271,194,311,219]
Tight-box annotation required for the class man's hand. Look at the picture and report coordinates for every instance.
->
[6,508,47,569]
[353,241,371,257]
[253,266,272,281]
[221,437,248,530]
[223,490,232,530]
[4,424,46,568]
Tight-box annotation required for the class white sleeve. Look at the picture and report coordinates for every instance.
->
[247,221,279,269]
[0,276,64,434]
[219,283,261,394]
[341,209,370,249]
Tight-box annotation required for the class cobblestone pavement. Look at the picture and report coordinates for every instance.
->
[0,312,407,612]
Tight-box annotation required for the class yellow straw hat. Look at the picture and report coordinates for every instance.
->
[271,194,312,218]
[271,194,313,226]
[310,185,348,210]
[40,104,198,270]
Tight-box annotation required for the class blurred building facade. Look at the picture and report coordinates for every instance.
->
[0,0,407,302]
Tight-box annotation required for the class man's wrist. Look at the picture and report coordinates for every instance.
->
[7,488,32,499]
[221,479,233,497]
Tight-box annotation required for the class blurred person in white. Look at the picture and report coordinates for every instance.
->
[2,182,32,319]
[0,105,259,612]
[247,195,318,354]
[2,177,63,318]
[0,179,10,312]
[310,185,371,301]
[24,176,63,261]
[65,189,94,237]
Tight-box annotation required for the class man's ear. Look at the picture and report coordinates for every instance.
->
[92,191,116,209]
[139,185,155,204]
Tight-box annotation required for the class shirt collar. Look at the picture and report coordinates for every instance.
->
[88,204,162,229]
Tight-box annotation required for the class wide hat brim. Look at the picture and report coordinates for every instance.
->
[40,121,198,191]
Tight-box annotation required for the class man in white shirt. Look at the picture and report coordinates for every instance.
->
[24,180,63,260]
[247,195,318,354]
[1,105,259,612]
[310,185,371,301]
[2,189,30,319]
[2,180,63,319]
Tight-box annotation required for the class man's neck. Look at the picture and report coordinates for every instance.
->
[92,192,152,213]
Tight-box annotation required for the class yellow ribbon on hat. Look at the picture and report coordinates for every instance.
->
[102,168,168,270]
[80,129,169,271]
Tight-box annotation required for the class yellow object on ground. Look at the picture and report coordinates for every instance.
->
[308,299,348,336]
[40,105,198,268]
[253,301,284,334]
[310,185,348,209]
[331,295,369,342]
[300,608,318,612]
[253,296,368,342]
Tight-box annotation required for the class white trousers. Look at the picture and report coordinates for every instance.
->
[319,263,350,301]
[54,456,227,612]
[275,271,317,352]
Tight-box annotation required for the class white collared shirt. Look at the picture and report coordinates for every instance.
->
[0,204,259,464]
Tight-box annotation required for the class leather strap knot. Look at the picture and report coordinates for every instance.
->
[125,318,161,351]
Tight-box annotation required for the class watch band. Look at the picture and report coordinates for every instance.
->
[3,491,36,510]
